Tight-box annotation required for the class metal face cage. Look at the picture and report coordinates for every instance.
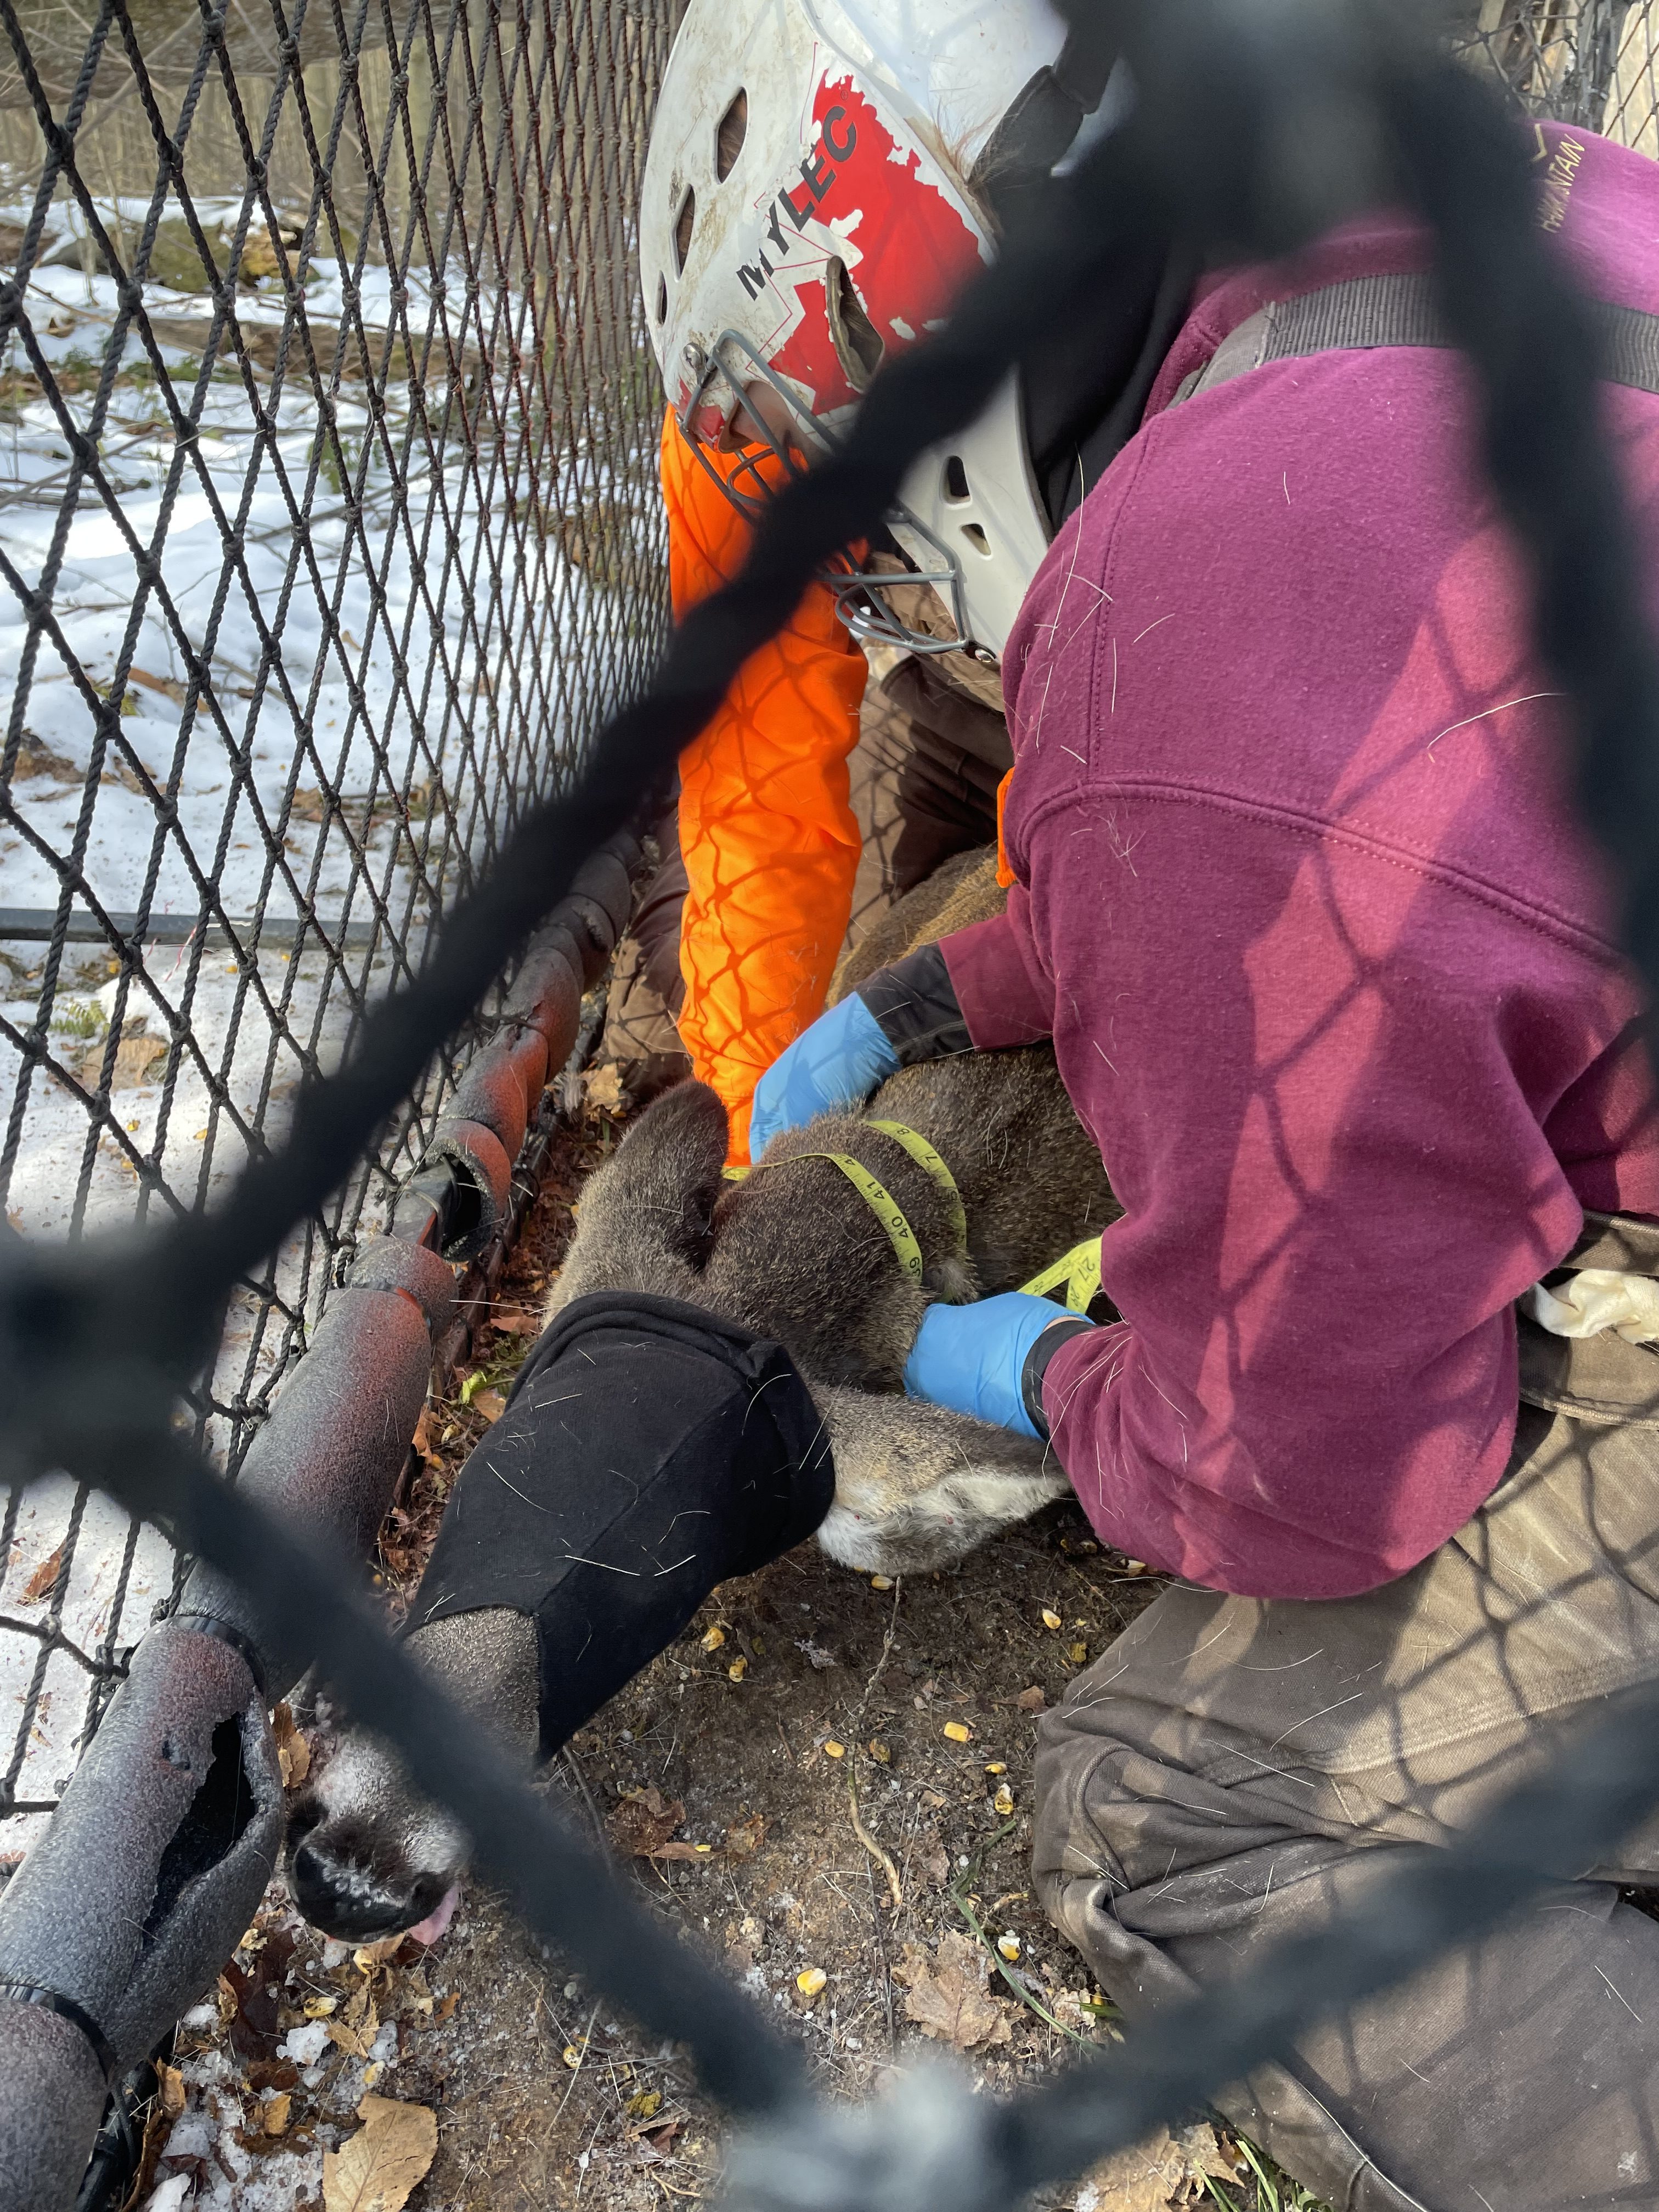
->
[674,326,972,657]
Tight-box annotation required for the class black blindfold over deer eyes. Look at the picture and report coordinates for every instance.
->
[409,1292,834,1757]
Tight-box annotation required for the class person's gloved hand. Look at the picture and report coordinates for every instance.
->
[748,992,899,1159]
[904,1294,1095,1438]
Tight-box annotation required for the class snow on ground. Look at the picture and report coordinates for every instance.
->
[0,193,661,1858]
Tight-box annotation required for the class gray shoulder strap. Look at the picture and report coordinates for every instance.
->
[1168,269,1659,405]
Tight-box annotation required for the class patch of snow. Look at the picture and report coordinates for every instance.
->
[278,2020,330,2066]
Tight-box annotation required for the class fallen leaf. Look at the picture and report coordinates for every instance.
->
[325,1983,379,2058]
[1041,1609,1063,1630]
[20,1545,64,1605]
[943,1721,972,1744]
[868,1740,891,1764]
[472,1388,507,1424]
[492,1309,540,1335]
[1015,1686,1047,1712]
[263,2093,292,2137]
[321,2095,437,2212]
[699,1624,726,1652]
[922,1843,951,1884]
[129,665,189,706]
[651,1839,715,1861]
[1070,2122,1237,2211]
[610,1786,685,1858]
[725,1814,767,1859]
[637,2115,686,2157]
[354,1933,406,1969]
[894,1933,1011,2051]
[795,1967,827,1997]
[157,2062,185,2118]
[434,1993,458,2024]
[410,1407,442,1468]
[584,1063,625,1113]
[272,1702,312,1790]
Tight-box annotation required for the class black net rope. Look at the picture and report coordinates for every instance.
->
[7,0,1659,2204]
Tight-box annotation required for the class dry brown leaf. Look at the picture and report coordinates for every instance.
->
[1014,1685,1047,1712]
[263,2092,292,2137]
[610,1786,685,1857]
[410,1406,442,1468]
[80,1031,170,1091]
[128,666,189,706]
[894,1932,1012,2051]
[584,1063,625,1113]
[272,1702,312,1790]
[433,1991,459,2024]
[492,1310,540,1336]
[1071,2122,1237,2211]
[20,1544,64,1605]
[325,1983,379,2058]
[725,1813,767,1859]
[472,1388,507,1424]
[321,2095,437,2212]
[156,2061,185,2118]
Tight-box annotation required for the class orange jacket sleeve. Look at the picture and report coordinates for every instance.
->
[659,409,868,1161]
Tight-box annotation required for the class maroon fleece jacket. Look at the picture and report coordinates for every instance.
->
[940,124,1659,1600]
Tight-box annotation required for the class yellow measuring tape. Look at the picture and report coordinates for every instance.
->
[865,1120,968,1250]
[1018,1235,1103,1312]
[728,1121,1099,1307]
[726,1120,960,1284]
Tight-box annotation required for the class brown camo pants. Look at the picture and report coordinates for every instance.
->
[1034,1211,1659,2211]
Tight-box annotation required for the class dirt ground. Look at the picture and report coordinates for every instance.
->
[143,1102,1325,2212]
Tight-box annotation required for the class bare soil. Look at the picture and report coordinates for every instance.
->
[149,1104,1317,2212]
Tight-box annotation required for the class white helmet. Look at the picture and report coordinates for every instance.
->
[640,0,1111,665]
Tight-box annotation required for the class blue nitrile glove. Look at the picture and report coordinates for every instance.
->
[904,1294,1096,1438]
[748,992,899,1158]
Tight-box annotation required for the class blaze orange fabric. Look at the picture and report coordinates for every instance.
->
[994,766,1017,888]
[660,409,868,1161]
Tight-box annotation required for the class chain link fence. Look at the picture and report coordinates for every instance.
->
[0,0,675,1861]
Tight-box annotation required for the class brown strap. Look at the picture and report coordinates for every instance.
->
[1169,270,1659,406]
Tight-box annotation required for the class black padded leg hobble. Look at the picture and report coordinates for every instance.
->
[410,1293,836,1754]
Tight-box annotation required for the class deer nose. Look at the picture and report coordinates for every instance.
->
[289,1833,447,1943]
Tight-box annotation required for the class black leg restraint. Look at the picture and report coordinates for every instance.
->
[410,1292,836,1756]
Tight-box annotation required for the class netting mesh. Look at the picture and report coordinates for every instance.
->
[0,0,674,1856]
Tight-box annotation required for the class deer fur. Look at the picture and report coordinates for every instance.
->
[285,850,1117,1939]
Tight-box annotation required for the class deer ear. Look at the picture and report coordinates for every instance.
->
[551,1080,731,1305]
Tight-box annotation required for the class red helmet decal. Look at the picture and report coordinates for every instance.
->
[735,67,985,416]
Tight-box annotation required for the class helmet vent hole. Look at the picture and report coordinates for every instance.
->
[961,523,991,557]
[716,90,748,182]
[674,188,696,275]
[827,257,884,392]
[654,273,667,324]
[943,455,969,503]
